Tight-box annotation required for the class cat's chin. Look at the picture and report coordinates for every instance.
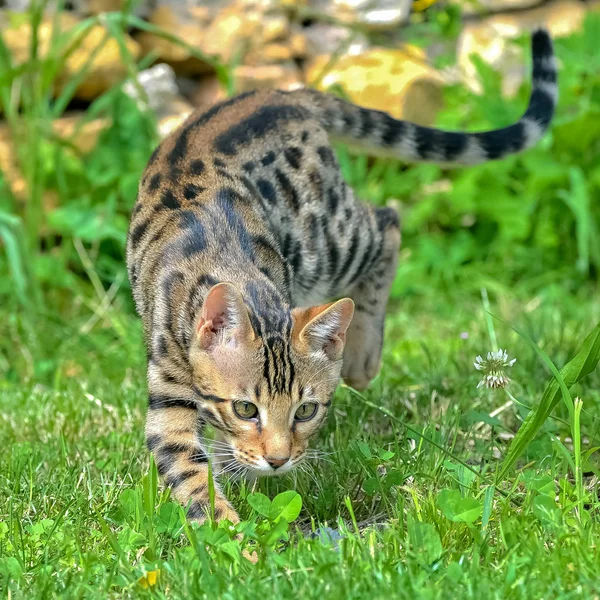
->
[244,461,295,479]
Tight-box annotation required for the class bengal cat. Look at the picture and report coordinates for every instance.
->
[126,30,557,524]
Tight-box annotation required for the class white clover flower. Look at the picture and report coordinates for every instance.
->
[474,349,516,389]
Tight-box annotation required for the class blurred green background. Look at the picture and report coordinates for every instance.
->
[1,0,599,385]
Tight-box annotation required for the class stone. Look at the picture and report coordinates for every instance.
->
[63,23,142,101]
[455,0,545,17]
[136,5,214,75]
[189,76,227,110]
[233,63,304,93]
[137,2,292,74]
[121,63,193,138]
[306,46,445,125]
[308,0,411,31]
[244,43,294,66]
[303,23,370,59]
[457,0,588,96]
[2,12,141,101]
[122,63,179,114]
[0,115,107,209]
[70,0,152,17]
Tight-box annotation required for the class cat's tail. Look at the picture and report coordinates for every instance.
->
[302,28,557,166]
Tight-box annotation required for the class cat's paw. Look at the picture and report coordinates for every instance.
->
[341,345,381,391]
[218,505,241,525]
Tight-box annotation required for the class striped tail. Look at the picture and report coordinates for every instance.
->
[304,28,558,166]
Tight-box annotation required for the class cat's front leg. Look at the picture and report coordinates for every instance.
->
[145,393,239,524]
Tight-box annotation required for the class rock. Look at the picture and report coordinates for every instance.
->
[189,76,227,110]
[306,46,445,125]
[308,0,411,31]
[458,0,588,96]
[233,63,304,93]
[455,0,545,16]
[136,5,215,75]
[121,62,193,138]
[137,2,292,74]
[2,12,141,101]
[244,42,294,65]
[303,23,370,59]
[0,115,107,210]
[70,0,151,16]
[53,115,110,153]
[122,63,179,113]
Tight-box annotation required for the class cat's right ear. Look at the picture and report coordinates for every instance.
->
[195,283,255,351]
[292,298,354,360]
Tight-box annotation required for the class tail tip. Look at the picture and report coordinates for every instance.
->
[531,27,554,58]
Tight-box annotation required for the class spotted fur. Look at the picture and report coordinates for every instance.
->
[126,30,557,524]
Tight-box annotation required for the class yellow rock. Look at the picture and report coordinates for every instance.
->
[3,12,140,101]
[136,5,214,75]
[234,63,304,93]
[306,46,445,126]
[458,0,588,96]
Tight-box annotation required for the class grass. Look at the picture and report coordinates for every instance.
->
[2,288,600,598]
[1,3,600,598]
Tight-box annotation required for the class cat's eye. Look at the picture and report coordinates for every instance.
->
[294,402,318,422]
[233,401,258,420]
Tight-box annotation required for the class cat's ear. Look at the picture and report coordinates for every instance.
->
[292,298,354,360]
[195,282,255,351]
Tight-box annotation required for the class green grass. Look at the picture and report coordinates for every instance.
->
[1,4,600,598]
[2,287,600,598]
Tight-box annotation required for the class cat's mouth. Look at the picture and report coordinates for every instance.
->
[212,453,298,478]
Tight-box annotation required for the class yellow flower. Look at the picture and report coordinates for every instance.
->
[138,570,160,589]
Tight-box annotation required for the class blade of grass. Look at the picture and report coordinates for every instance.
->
[497,320,600,482]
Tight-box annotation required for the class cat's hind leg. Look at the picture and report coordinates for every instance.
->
[339,206,400,391]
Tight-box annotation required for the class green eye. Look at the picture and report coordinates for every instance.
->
[233,401,258,420]
[294,402,318,422]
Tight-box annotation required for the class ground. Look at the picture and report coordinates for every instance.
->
[1,284,599,598]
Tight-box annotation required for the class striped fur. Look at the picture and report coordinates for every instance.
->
[126,29,557,524]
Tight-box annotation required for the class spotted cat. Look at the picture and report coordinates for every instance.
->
[126,30,557,524]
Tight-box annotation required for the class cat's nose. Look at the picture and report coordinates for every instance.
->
[266,456,289,469]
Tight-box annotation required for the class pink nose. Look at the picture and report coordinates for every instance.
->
[266,456,289,469]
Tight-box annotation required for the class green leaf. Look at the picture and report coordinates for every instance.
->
[378,449,395,461]
[437,489,482,523]
[532,495,561,529]
[407,515,442,564]
[498,320,600,481]
[247,492,272,518]
[526,474,555,497]
[270,491,302,523]
[357,442,372,459]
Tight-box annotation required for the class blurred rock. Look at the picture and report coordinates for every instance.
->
[458,0,588,96]
[136,5,215,75]
[2,12,141,101]
[122,63,193,138]
[123,63,179,113]
[306,46,445,125]
[0,115,107,210]
[308,0,411,30]
[137,2,293,75]
[455,0,545,16]
[234,63,304,92]
[189,76,228,110]
[70,0,152,17]
[303,23,370,58]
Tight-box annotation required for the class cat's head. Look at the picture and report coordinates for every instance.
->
[189,282,354,477]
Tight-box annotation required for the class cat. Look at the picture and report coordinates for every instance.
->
[126,29,557,524]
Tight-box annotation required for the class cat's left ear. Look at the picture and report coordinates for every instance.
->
[195,282,255,351]
[292,298,354,360]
